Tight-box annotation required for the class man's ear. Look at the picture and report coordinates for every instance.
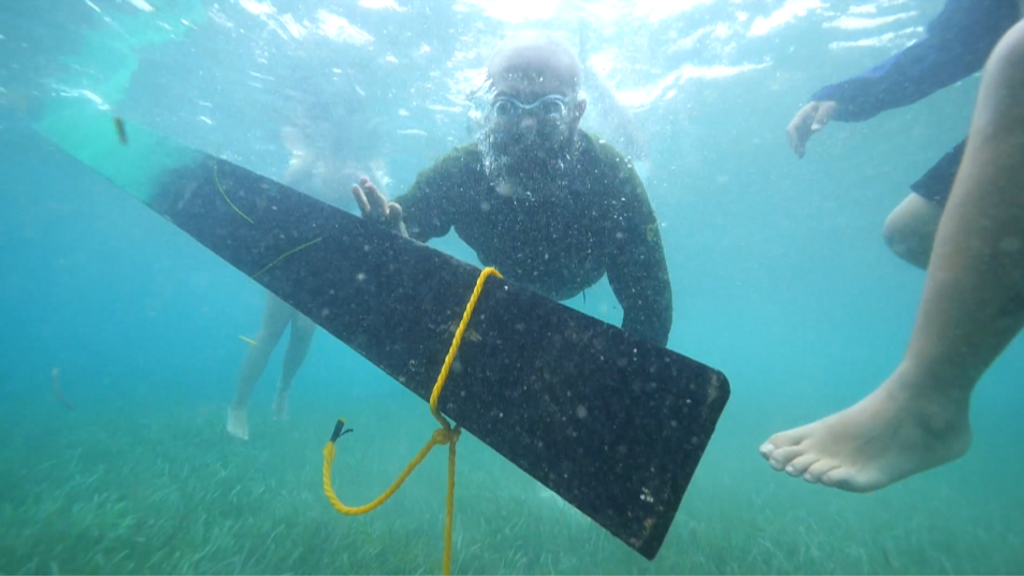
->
[576,97,587,119]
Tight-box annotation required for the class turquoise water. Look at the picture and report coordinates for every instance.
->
[2,1,1023,574]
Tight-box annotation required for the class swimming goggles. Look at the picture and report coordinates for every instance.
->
[490,94,571,119]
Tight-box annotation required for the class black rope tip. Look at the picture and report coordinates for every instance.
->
[330,419,354,442]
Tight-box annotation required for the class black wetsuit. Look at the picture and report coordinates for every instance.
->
[394,130,673,347]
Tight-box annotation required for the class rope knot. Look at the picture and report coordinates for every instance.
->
[431,427,461,446]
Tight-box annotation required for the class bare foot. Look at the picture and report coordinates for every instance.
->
[759,374,972,492]
[272,391,288,421]
[227,406,250,440]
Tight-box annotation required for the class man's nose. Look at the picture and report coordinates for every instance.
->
[518,115,537,133]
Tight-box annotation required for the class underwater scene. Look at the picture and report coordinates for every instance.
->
[2,0,1024,574]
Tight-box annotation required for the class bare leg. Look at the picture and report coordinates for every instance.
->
[227,293,292,439]
[882,193,944,270]
[760,21,1024,492]
[272,311,316,420]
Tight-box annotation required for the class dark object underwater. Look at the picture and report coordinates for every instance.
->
[36,109,729,560]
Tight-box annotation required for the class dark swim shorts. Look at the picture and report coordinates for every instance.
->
[910,138,967,206]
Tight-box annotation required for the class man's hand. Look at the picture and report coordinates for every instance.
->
[786,101,837,159]
[351,176,407,236]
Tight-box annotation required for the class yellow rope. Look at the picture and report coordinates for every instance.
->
[322,266,502,575]
[211,158,322,277]
[254,236,323,277]
[213,161,254,224]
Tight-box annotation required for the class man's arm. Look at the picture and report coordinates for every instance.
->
[392,150,472,243]
[605,163,673,348]
[813,0,1019,122]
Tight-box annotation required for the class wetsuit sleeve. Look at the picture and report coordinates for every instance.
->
[605,163,673,347]
[811,0,1020,122]
[392,153,462,243]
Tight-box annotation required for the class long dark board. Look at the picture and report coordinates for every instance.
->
[35,106,730,560]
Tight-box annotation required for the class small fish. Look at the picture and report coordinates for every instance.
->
[114,117,128,145]
[238,335,259,346]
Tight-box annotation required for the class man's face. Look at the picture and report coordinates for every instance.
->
[485,71,579,160]
[479,71,587,197]
[477,35,587,195]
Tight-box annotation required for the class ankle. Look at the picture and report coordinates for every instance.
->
[890,358,976,402]
[883,364,971,433]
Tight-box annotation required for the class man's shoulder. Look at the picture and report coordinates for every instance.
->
[578,130,645,189]
[399,141,485,205]
[580,130,627,163]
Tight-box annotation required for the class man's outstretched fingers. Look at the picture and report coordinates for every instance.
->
[786,105,813,158]
[387,202,403,226]
[352,185,372,217]
[811,101,836,132]
[364,182,388,219]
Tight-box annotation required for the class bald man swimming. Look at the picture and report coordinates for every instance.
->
[352,31,673,346]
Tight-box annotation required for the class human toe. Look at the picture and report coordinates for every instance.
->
[767,445,805,471]
[802,458,840,484]
[784,453,819,477]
